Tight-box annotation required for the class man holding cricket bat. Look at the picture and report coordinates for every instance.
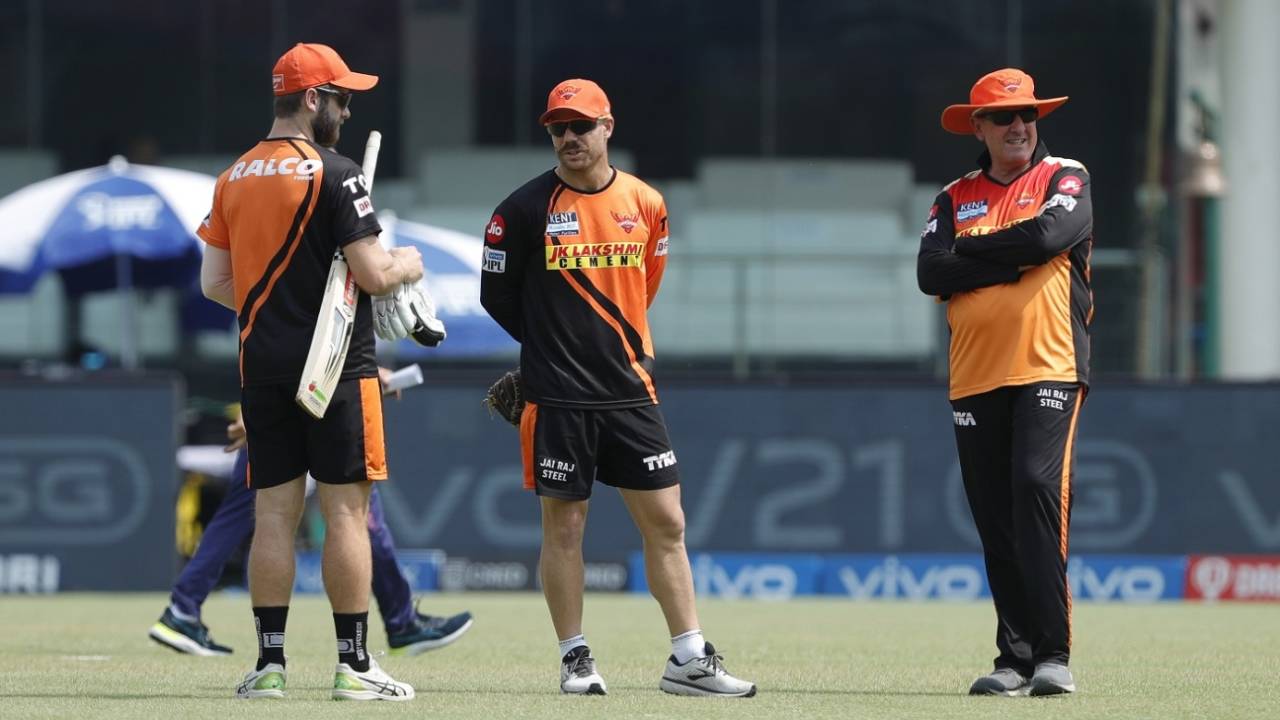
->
[198,42,421,701]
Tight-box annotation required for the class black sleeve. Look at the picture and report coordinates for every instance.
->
[917,191,1021,297]
[953,167,1093,266]
[325,157,382,247]
[479,198,532,342]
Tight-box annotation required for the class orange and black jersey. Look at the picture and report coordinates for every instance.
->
[480,168,669,409]
[917,142,1093,400]
[198,138,381,386]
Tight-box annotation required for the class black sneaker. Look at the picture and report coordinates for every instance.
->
[387,610,473,656]
[148,607,233,656]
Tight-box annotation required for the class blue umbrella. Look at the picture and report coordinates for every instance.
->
[0,156,217,366]
[0,155,214,293]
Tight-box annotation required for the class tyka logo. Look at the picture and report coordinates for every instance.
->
[952,411,976,427]
[643,450,676,472]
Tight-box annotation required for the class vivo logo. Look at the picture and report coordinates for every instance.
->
[833,556,985,600]
[1067,557,1167,601]
[0,438,151,545]
[691,555,797,600]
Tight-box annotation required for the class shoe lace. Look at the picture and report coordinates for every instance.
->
[566,652,597,679]
[695,651,727,676]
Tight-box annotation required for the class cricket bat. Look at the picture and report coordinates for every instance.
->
[295,130,382,419]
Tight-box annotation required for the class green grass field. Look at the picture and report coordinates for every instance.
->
[1,592,1276,719]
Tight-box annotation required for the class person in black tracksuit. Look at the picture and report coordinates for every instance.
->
[919,68,1093,697]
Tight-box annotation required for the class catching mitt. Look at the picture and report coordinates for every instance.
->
[483,368,524,427]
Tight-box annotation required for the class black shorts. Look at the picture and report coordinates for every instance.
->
[241,377,387,490]
[520,403,680,500]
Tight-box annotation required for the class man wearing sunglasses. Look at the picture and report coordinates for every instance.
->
[480,79,756,698]
[199,42,424,701]
[917,68,1094,698]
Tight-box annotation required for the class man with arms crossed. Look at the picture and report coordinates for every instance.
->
[918,68,1093,697]
[199,42,422,701]
[480,79,755,698]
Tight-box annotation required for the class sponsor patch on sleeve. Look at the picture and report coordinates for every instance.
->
[485,214,505,244]
[483,247,507,273]
[655,236,669,256]
[1041,193,1078,213]
[921,218,938,238]
[1058,175,1084,196]
[353,196,374,218]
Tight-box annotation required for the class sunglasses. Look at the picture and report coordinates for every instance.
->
[547,119,602,137]
[314,86,352,109]
[977,108,1038,126]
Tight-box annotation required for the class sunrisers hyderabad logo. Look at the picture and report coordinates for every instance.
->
[557,85,581,100]
[485,214,505,244]
[997,74,1023,93]
[611,211,639,234]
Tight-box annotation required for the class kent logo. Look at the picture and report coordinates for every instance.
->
[956,200,988,222]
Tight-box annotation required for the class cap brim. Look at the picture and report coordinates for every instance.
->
[539,107,598,125]
[941,96,1068,134]
[331,71,379,92]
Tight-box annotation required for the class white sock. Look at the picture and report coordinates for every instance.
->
[558,634,587,660]
[168,604,199,624]
[671,629,706,664]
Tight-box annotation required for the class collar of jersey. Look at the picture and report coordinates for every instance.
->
[976,141,1049,187]
[555,166,618,195]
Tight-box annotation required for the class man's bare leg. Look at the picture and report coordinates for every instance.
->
[619,485,698,635]
[316,481,372,613]
[539,496,589,641]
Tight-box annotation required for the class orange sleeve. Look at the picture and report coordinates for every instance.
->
[196,178,230,250]
[644,197,669,308]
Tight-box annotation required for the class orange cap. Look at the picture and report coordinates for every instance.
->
[539,79,611,125]
[271,43,378,96]
[940,68,1067,134]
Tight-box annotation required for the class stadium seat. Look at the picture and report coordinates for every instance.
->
[0,275,64,357]
[159,154,238,178]
[0,148,58,199]
[685,210,907,256]
[695,157,913,211]
[402,206,493,237]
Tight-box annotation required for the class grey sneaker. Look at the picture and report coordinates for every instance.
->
[560,646,607,695]
[660,642,757,698]
[1028,662,1076,696]
[968,668,1030,696]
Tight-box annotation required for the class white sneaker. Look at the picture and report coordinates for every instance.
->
[660,642,756,697]
[560,646,607,695]
[235,662,286,699]
[332,657,415,701]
